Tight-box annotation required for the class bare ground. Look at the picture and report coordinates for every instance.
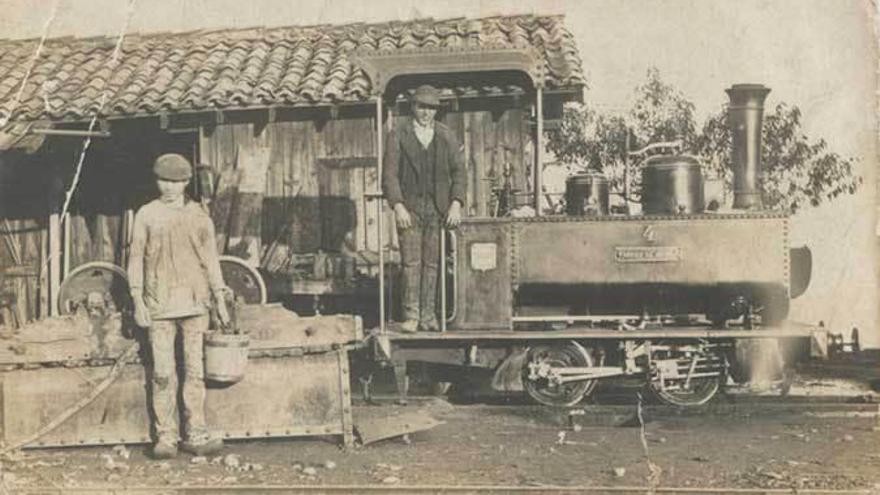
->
[2,395,879,492]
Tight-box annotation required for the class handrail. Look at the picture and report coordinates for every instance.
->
[628,140,682,157]
[440,230,458,331]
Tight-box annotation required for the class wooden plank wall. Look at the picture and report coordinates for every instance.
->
[447,108,528,217]
[0,153,50,323]
[0,217,45,324]
[66,142,127,271]
[198,106,528,262]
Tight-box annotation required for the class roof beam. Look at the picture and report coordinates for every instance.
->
[6,87,582,127]
[30,128,111,138]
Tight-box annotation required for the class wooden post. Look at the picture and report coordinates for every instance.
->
[48,208,61,317]
[62,213,70,278]
[376,98,386,333]
[624,129,631,215]
[534,86,544,216]
[464,114,476,216]
[45,166,64,317]
[440,229,446,332]
[121,209,133,269]
[39,228,48,319]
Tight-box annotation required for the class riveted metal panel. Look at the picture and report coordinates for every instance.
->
[2,351,353,448]
[451,221,512,329]
[514,215,788,286]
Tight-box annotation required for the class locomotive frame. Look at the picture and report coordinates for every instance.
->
[353,48,822,408]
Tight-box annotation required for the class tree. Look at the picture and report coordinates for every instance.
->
[628,67,698,148]
[546,68,862,213]
[694,104,862,212]
[546,68,701,206]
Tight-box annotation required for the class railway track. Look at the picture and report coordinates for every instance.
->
[354,396,880,420]
[8,485,877,494]
[349,389,880,437]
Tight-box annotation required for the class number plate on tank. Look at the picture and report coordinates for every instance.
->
[470,242,498,271]
[614,246,682,263]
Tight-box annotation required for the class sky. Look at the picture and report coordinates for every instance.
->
[1,0,878,344]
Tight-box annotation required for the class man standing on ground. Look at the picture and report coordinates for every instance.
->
[383,85,467,332]
[128,153,230,459]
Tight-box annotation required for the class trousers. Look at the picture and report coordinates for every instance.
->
[148,314,210,442]
[398,209,441,326]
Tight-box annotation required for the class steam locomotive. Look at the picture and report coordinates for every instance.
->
[375,84,817,408]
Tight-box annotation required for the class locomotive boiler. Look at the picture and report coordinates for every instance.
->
[392,84,816,407]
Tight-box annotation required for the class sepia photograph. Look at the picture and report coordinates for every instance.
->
[0,0,877,493]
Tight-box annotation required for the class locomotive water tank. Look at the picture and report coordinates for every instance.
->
[641,155,705,215]
[565,171,610,216]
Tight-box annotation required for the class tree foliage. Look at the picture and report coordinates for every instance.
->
[694,104,862,212]
[546,68,862,213]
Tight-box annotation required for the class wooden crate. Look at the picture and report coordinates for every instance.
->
[0,349,354,448]
[0,309,361,448]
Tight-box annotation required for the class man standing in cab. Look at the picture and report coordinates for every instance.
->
[128,153,230,459]
[383,85,467,332]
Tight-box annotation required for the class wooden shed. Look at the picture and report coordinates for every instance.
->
[0,14,585,324]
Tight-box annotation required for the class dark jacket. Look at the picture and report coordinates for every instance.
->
[382,121,467,215]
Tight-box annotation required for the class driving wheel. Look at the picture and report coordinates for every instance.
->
[522,342,597,407]
[648,341,723,407]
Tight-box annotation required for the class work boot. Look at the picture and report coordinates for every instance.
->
[151,437,178,460]
[181,436,224,456]
[398,319,419,333]
[419,316,440,332]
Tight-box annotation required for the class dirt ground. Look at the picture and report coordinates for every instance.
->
[2,391,879,493]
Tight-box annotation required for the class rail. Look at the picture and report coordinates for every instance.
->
[377,324,821,341]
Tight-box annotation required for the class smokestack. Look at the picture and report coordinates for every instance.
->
[726,84,771,209]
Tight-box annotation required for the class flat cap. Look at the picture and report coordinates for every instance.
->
[153,153,192,181]
[411,85,442,107]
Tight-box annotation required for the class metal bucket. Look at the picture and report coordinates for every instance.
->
[641,155,705,215]
[565,172,609,216]
[204,332,249,384]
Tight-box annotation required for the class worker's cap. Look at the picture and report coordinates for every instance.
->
[411,85,442,108]
[153,153,192,181]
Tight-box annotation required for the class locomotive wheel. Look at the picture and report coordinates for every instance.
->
[649,373,720,407]
[219,255,267,304]
[648,344,722,407]
[522,343,596,407]
[58,261,132,316]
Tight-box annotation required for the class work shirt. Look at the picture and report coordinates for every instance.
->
[413,137,441,217]
[413,120,435,149]
[127,199,225,320]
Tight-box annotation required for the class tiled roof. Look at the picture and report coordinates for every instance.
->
[0,14,584,124]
